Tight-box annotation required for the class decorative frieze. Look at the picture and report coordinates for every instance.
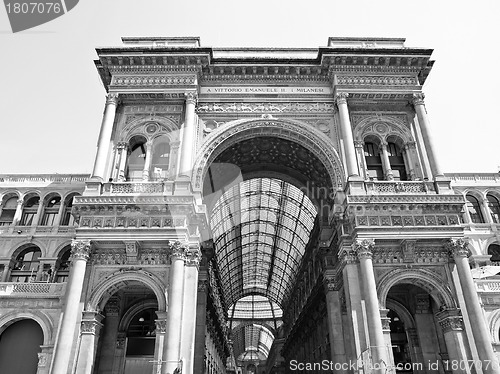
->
[355,214,460,228]
[111,74,196,87]
[336,75,418,86]
[124,104,184,114]
[196,102,335,114]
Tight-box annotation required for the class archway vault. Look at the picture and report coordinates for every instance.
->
[87,270,167,312]
[193,118,345,191]
[377,268,457,309]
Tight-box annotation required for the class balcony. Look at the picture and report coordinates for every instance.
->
[365,180,435,194]
[0,282,66,298]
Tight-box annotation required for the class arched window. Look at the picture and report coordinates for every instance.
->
[60,193,79,226]
[0,197,17,226]
[10,247,41,282]
[151,135,170,180]
[387,141,407,181]
[20,196,39,226]
[488,244,500,263]
[40,195,61,226]
[487,194,500,224]
[54,247,71,282]
[466,194,485,223]
[126,136,147,181]
[0,319,43,374]
[364,141,383,180]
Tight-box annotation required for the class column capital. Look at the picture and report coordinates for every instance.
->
[323,274,342,292]
[353,140,365,148]
[339,247,358,264]
[106,93,120,106]
[404,141,417,150]
[80,312,104,335]
[198,279,209,292]
[16,199,24,206]
[412,93,425,106]
[353,238,375,259]
[185,91,198,105]
[445,238,470,258]
[435,309,464,332]
[70,239,92,261]
[116,141,129,150]
[185,245,202,267]
[155,319,167,334]
[335,92,349,105]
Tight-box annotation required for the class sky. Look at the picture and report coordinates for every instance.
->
[0,0,499,175]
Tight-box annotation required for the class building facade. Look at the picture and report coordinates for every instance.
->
[0,36,500,374]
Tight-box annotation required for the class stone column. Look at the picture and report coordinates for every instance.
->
[54,199,65,226]
[447,238,500,374]
[12,199,23,226]
[32,199,44,226]
[112,332,126,374]
[340,245,368,361]
[51,239,92,374]
[354,140,368,180]
[181,245,202,374]
[435,309,470,374]
[142,140,153,181]
[335,93,359,178]
[194,279,208,374]
[154,312,168,374]
[75,311,104,374]
[95,297,121,374]
[402,145,413,180]
[480,197,493,224]
[379,309,395,370]
[163,242,187,374]
[178,92,197,179]
[355,239,391,373]
[92,93,119,180]
[116,142,129,182]
[406,328,425,374]
[324,271,348,373]
[405,141,423,180]
[379,143,394,181]
[412,93,444,178]
[113,142,127,181]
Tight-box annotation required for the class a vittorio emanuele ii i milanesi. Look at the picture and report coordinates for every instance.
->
[0,36,500,374]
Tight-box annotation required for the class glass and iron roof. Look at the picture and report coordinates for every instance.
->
[211,178,317,308]
[233,323,275,364]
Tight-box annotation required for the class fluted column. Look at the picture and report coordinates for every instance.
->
[324,271,348,373]
[178,92,197,178]
[116,142,129,182]
[181,245,202,374]
[163,242,187,374]
[92,93,119,180]
[51,239,92,374]
[335,93,359,178]
[75,311,104,374]
[412,93,443,178]
[355,239,391,373]
[446,238,500,374]
[379,143,394,181]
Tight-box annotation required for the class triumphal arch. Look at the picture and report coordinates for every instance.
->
[2,36,500,374]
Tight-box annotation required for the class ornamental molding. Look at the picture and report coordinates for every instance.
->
[351,112,411,142]
[73,195,195,205]
[71,239,92,261]
[193,118,345,190]
[110,74,197,88]
[335,75,418,86]
[37,353,48,367]
[354,214,460,228]
[124,104,184,114]
[196,102,335,114]
[347,194,465,204]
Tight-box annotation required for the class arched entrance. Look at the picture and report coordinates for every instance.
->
[0,319,44,374]
[197,119,344,372]
[379,269,466,374]
[79,271,167,374]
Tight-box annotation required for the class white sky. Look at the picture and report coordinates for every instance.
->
[0,0,499,174]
